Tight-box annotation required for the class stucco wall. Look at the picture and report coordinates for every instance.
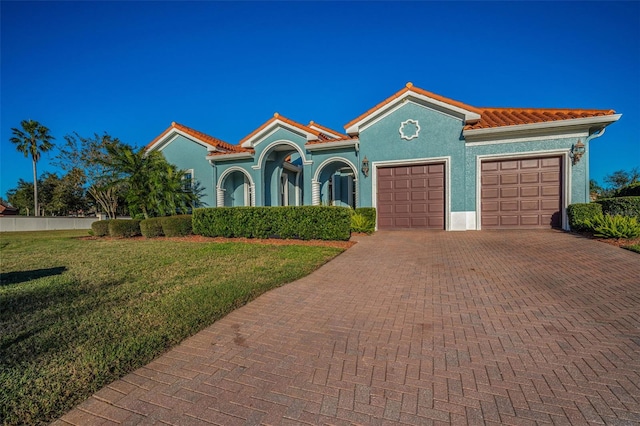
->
[160,135,215,207]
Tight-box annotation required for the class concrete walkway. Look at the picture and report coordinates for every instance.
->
[55,230,640,425]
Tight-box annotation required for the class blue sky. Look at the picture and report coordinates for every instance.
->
[2,1,639,197]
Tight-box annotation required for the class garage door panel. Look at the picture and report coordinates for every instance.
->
[541,186,560,197]
[500,161,518,170]
[521,200,539,211]
[500,216,519,226]
[501,174,519,185]
[520,159,540,169]
[520,216,540,226]
[541,157,560,168]
[501,187,519,198]
[377,164,445,229]
[481,157,562,229]
[521,186,540,197]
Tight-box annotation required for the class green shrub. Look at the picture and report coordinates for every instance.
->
[140,217,164,238]
[351,213,375,234]
[161,215,193,237]
[108,219,142,238]
[91,220,110,237]
[613,182,640,197]
[567,203,603,231]
[193,206,351,241]
[596,196,640,219]
[352,207,376,233]
[584,214,640,239]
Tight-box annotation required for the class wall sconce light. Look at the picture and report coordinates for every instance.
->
[570,140,586,165]
[361,156,370,177]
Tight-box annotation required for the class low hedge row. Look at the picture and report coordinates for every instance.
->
[90,220,110,237]
[140,217,164,238]
[567,203,603,231]
[193,206,351,241]
[139,215,193,238]
[108,219,141,238]
[596,196,640,219]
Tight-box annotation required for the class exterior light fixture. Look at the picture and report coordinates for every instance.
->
[570,140,586,165]
[361,156,370,177]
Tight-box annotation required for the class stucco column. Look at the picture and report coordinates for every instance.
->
[311,180,320,206]
[216,187,224,207]
[250,183,256,207]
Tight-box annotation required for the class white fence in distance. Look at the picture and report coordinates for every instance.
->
[0,216,100,232]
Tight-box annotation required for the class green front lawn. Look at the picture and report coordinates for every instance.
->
[0,230,343,425]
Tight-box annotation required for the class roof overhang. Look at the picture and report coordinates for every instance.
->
[206,152,254,162]
[240,118,319,148]
[462,114,622,143]
[305,139,359,152]
[345,91,481,135]
[146,128,214,152]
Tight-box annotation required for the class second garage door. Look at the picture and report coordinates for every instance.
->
[377,163,445,229]
[481,156,562,229]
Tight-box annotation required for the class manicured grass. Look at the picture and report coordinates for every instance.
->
[0,230,343,425]
[624,244,640,253]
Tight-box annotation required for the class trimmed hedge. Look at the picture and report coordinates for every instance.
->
[140,217,164,238]
[193,206,351,241]
[613,182,640,197]
[161,215,193,237]
[596,196,640,219]
[567,203,603,231]
[351,208,376,234]
[91,220,110,237]
[108,219,141,238]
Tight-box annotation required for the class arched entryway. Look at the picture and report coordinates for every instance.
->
[257,141,307,206]
[217,167,255,207]
[312,157,358,208]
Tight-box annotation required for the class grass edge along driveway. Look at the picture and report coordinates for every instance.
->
[0,230,344,426]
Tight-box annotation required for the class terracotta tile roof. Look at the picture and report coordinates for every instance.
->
[146,122,247,152]
[465,108,617,130]
[344,82,481,130]
[345,82,617,133]
[206,149,254,157]
[239,113,320,145]
[307,121,348,139]
[305,136,357,145]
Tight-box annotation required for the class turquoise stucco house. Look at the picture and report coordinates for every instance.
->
[146,83,620,230]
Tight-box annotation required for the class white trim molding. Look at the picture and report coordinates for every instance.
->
[217,166,256,207]
[475,149,572,231]
[305,139,359,151]
[252,140,312,170]
[207,152,253,161]
[241,119,319,149]
[371,157,452,231]
[399,119,421,140]
[346,92,480,135]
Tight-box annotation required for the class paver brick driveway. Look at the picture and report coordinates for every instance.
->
[56,230,640,425]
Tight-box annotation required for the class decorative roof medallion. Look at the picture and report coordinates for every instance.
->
[399,119,420,140]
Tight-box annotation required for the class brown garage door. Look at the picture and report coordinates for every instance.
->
[377,163,445,229]
[481,157,562,229]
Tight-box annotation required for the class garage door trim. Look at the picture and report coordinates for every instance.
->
[475,150,570,230]
[372,156,451,231]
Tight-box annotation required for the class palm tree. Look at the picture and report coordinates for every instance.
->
[10,120,55,216]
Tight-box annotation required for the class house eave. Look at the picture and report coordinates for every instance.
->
[305,139,359,151]
[206,152,254,161]
[462,114,622,142]
[346,92,481,135]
